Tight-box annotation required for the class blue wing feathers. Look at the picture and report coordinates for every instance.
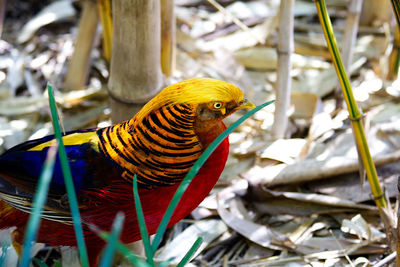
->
[23,145,89,193]
[0,129,97,195]
[0,128,124,215]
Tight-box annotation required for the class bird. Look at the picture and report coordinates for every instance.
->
[0,78,255,265]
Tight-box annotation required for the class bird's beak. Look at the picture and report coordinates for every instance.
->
[238,98,256,109]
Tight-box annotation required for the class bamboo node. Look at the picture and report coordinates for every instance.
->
[370,192,385,201]
[348,113,365,121]
[107,87,161,105]
[277,49,293,55]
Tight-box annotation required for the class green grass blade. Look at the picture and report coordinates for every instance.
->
[158,258,174,267]
[151,100,275,251]
[133,174,154,264]
[47,84,89,267]
[176,237,202,267]
[0,240,10,267]
[19,145,58,267]
[32,258,49,267]
[114,243,149,267]
[98,212,125,267]
[88,223,149,267]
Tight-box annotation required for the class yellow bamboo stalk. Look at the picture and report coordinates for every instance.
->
[97,0,113,63]
[335,0,362,109]
[389,1,400,265]
[161,0,176,77]
[388,27,400,80]
[315,0,387,209]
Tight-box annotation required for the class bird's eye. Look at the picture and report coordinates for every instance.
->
[213,102,223,109]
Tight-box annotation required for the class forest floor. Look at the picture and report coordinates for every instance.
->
[0,0,399,266]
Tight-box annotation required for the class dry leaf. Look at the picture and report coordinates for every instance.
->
[0,97,47,116]
[234,47,330,70]
[217,193,292,250]
[259,138,307,164]
[155,220,227,264]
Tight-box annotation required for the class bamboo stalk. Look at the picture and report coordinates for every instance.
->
[108,0,163,123]
[271,0,294,139]
[392,0,400,28]
[389,3,400,265]
[388,27,400,80]
[315,6,395,250]
[314,0,387,210]
[64,0,99,91]
[0,0,6,38]
[161,0,176,77]
[390,2,400,265]
[335,0,363,109]
[336,0,366,190]
[389,0,400,81]
[360,0,392,26]
[97,0,113,63]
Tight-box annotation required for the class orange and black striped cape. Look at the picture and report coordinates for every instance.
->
[98,104,203,187]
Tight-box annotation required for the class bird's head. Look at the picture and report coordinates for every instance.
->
[135,78,255,123]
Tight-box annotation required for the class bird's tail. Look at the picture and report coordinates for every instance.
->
[0,199,28,230]
[0,200,14,218]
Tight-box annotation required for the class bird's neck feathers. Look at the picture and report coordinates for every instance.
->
[194,117,226,148]
[134,78,244,124]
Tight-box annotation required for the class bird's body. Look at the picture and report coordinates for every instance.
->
[0,78,254,264]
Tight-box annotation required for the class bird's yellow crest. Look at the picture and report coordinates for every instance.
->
[135,78,245,122]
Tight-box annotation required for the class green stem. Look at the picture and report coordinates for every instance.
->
[315,0,387,208]
[47,84,90,266]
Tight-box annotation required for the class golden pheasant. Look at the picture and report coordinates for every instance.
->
[0,78,255,265]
